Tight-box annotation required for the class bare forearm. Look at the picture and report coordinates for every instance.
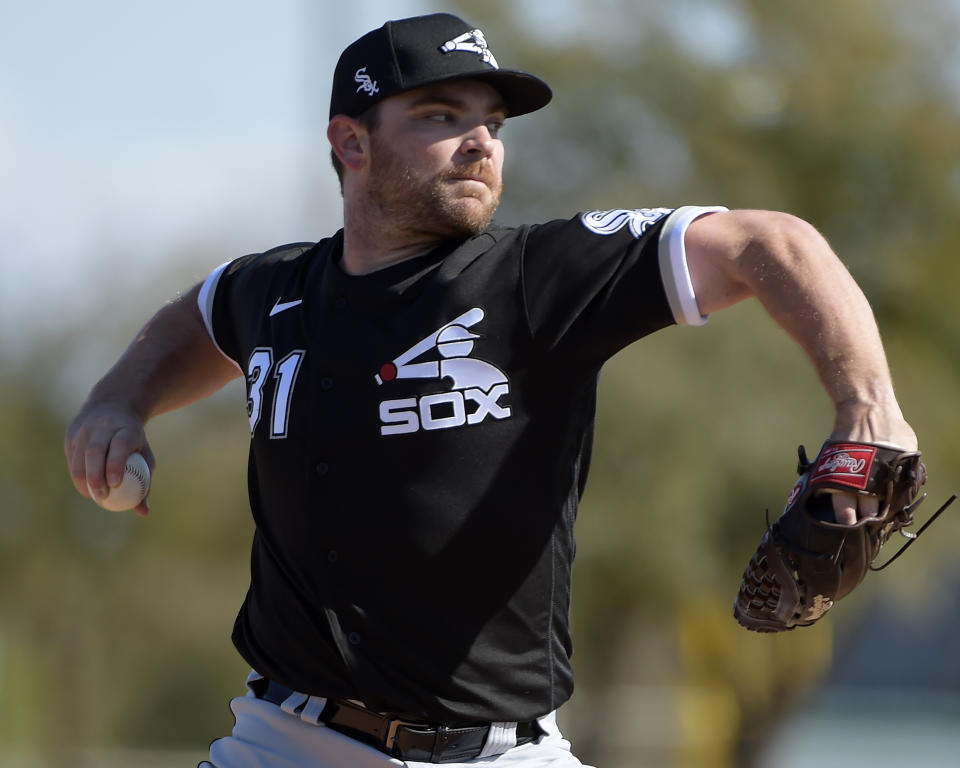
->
[66,283,241,510]
[87,284,240,421]
[740,219,896,416]
[686,210,915,447]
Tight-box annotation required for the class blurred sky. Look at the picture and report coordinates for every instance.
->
[4,0,958,360]
[0,0,441,353]
[1,0,766,361]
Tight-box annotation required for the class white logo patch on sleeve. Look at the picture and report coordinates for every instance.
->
[580,208,674,238]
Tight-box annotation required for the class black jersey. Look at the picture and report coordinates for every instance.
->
[198,206,721,723]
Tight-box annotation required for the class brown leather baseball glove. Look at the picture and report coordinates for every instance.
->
[733,440,947,633]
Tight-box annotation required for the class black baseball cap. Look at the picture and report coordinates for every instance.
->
[329,13,552,120]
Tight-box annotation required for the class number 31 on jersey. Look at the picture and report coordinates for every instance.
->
[246,347,305,438]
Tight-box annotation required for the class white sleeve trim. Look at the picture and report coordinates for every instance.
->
[658,205,729,326]
[196,261,238,366]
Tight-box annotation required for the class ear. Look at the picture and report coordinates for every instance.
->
[327,116,368,173]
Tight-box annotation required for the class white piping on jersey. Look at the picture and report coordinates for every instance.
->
[198,260,242,369]
[657,205,728,327]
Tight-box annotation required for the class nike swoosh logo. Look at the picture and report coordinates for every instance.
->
[269,298,303,317]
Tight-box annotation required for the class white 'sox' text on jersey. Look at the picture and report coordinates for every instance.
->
[375,308,511,436]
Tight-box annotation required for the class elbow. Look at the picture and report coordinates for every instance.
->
[687,209,840,314]
[723,211,843,297]
[743,210,832,269]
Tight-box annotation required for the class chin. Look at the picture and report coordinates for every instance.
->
[438,194,499,231]
[446,206,498,237]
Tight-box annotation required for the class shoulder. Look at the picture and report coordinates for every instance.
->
[200,238,331,325]
[227,240,321,275]
[262,241,319,261]
[519,208,683,254]
[215,238,333,294]
[481,209,676,248]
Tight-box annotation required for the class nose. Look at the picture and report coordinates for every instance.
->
[459,124,496,158]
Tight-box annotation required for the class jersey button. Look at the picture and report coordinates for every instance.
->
[326,549,338,563]
[347,631,361,645]
[315,462,329,476]
[334,296,348,309]
[320,377,334,391]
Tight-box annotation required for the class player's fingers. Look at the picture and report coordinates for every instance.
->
[64,423,80,463]
[83,434,116,500]
[135,445,155,517]
[66,424,90,496]
[104,429,142,488]
[68,438,94,498]
[831,491,858,525]
[134,497,151,518]
[858,494,880,519]
[65,414,101,496]
[140,442,157,473]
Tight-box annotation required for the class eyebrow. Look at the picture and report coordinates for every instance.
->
[405,91,508,117]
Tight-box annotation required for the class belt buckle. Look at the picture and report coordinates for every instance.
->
[383,716,421,753]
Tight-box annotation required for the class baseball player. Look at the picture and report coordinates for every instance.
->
[64,13,919,767]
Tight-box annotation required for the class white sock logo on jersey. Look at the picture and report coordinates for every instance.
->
[580,208,674,238]
[376,308,511,436]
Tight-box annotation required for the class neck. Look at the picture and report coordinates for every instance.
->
[341,227,444,276]
[340,196,449,276]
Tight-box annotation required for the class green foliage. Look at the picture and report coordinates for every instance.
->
[454,1,960,765]
[0,366,251,757]
[5,1,960,766]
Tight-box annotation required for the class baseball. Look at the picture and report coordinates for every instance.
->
[89,452,151,511]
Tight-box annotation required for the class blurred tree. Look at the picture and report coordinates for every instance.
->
[447,1,960,766]
[4,0,959,765]
[1,332,253,765]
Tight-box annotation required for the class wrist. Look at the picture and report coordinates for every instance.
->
[831,398,916,451]
[87,378,152,425]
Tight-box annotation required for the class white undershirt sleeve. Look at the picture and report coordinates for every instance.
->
[658,205,729,326]
[196,261,236,364]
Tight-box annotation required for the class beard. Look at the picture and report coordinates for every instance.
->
[365,134,502,240]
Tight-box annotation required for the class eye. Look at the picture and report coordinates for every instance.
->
[486,119,504,138]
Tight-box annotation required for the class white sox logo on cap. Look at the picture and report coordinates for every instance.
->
[439,29,499,68]
[375,308,512,436]
[354,67,379,96]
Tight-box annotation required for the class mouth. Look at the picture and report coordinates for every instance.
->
[442,165,497,188]
[445,177,500,201]
[447,175,490,186]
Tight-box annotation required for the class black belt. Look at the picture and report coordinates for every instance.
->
[254,679,541,763]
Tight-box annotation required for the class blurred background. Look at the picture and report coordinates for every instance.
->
[2,0,959,766]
